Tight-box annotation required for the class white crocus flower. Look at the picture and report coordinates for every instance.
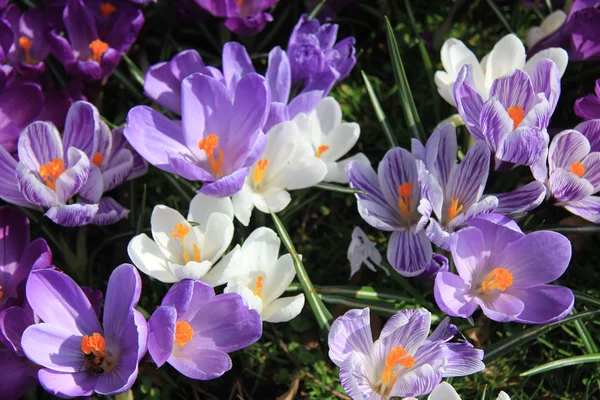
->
[347,227,385,279]
[527,10,567,48]
[293,97,369,183]
[127,193,235,283]
[404,382,510,400]
[231,120,327,226]
[207,227,305,323]
[435,33,568,106]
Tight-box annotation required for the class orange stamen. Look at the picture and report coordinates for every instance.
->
[198,134,225,178]
[507,106,525,130]
[92,152,104,166]
[315,145,330,158]
[253,159,269,184]
[236,0,244,7]
[397,183,414,219]
[88,39,109,63]
[39,158,66,191]
[19,36,37,64]
[99,2,117,18]
[570,161,586,178]
[447,198,464,221]
[376,346,414,397]
[481,268,513,292]
[174,321,194,346]
[171,224,190,240]
[81,333,106,359]
[0,284,3,300]
[253,276,264,298]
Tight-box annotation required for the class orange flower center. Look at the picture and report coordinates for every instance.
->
[253,275,264,298]
[481,268,513,292]
[81,332,106,358]
[570,161,586,177]
[198,134,225,178]
[397,183,414,220]
[171,224,200,264]
[0,284,3,301]
[39,158,66,191]
[19,36,37,64]
[507,106,525,130]
[447,198,464,222]
[253,158,269,184]
[92,152,104,166]
[236,0,244,7]
[89,39,109,63]
[315,145,330,158]
[99,2,117,18]
[174,321,194,346]
[374,346,415,398]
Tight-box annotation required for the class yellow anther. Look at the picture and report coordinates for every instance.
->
[171,224,190,240]
[253,275,264,298]
[19,36,37,64]
[374,346,415,398]
[447,198,464,221]
[89,40,109,63]
[570,161,586,177]
[92,152,104,166]
[81,333,106,359]
[174,321,194,346]
[39,158,66,191]
[481,268,514,292]
[198,134,225,177]
[507,106,525,130]
[99,2,117,18]
[0,284,3,300]
[397,183,414,219]
[253,159,269,184]
[315,145,330,158]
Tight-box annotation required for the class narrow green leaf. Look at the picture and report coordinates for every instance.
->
[112,69,143,101]
[307,0,327,20]
[314,182,366,195]
[270,211,334,331]
[574,291,600,308]
[162,172,192,203]
[520,353,600,377]
[384,16,426,142]
[361,71,398,148]
[122,54,145,86]
[484,0,514,33]
[286,284,413,303]
[525,224,600,234]
[483,310,600,363]
[320,295,399,317]
[572,307,598,354]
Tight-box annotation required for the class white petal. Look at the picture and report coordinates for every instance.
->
[496,391,511,400]
[225,283,263,313]
[150,205,191,264]
[260,121,298,181]
[201,245,244,287]
[168,260,213,281]
[293,110,321,148]
[486,34,526,85]
[319,122,360,162]
[242,227,281,273]
[253,187,291,214]
[526,27,545,49]
[434,71,457,106]
[262,294,305,323]
[315,97,342,135]
[232,183,254,226]
[127,234,179,283]
[428,382,461,400]
[187,192,234,225]
[263,253,297,304]
[439,38,486,96]
[200,212,234,263]
[524,47,568,77]
[324,153,370,184]
[270,134,327,190]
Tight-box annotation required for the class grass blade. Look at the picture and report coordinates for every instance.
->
[484,0,514,33]
[270,211,334,332]
[520,354,600,377]
[308,0,327,20]
[572,307,598,354]
[483,310,600,363]
[574,291,600,308]
[361,71,398,148]
[314,182,366,195]
[384,16,426,142]
[287,284,413,303]
[122,54,145,86]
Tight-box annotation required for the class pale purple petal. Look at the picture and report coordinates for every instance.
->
[493,181,547,214]
[496,126,547,166]
[103,264,142,341]
[16,163,58,208]
[548,130,590,172]
[477,293,524,323]
[0,306,33,355]
[446,140,490,210]
[377,147,418,219]
[434,272,478,318]
[222,42,254,92]
[198,167,249,197]
[102,148,134,192]
[45,203,98,227]
[0,348,38,400]
[266,46,291,104]
[561,195,600,223]
[62,101,99,157]
[488,69,535,111]
[548,168,594,202]
[450,226,485,284]
[425,123,457,189]
[425,218,451,250]
[90,197,129,226]
[168,346,232,380]
[453,65,484,140]
[78,166,103,203]
[575,119,600,152]
[387,229,432,277]
[581,152,600,190]
[17,121,63,173]
[479,98,514,151]
[21,323,85,372]
[161,279,197,316]
[37,369,96,398]
[147,306,176,367]
[527,59,561,111]
[287,90,323,118]
[328,308,372,366]
[511,285,574,324]
[0,147,30,208]
[379,308,431,354]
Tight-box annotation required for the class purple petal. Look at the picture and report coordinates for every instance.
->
[167,153,214,182]
[493,181,547,214]
[425,122,457,189]
[198,167,249,197]
[328,308,372,367]
[263,103,289,132]
[16,163,59,208]
[81,287,103,319]
[287,90,323,118]
[425,218,452,250]
[0,348,39,399]
[496,126,547,166]
[562,195,600,223]
[21,323,85,372]
[387,229,432,277]
[90,197,129,226]
[575,93,600,121]
[62,101,99,158]
[379,308,431,354]
[17,121,63,173]
[453,65,484,140]
[55,148,90,203]
[575,119,600,152]
[434,271,478,318]
[37,369,96,398]
[222,42,254,92]
[103,149,134,192]
[161,279,197,316]
[477,293,524,323]
[103,264,142,341]
[266,46,291,104]
[378,147,418,220]
[0,83,44,153]
[511,285,574,324]
[168,346,232,380]
[527,59,561,111]
[7,238,52,301]
[224,12,273,36]
[147,305,176,367]
[446,140,490,211]
[78,166,103,203]
[0,206,29,290]
[488,69,535,111]
[450,226,485,283]
[0,306,33,355]
[479,98,513,152]
[581,152,600,190]
[63,0,97,55]
[548,130,590,172]
[26,268,101,335]
[548,168,594,202]
[0,147,30,208]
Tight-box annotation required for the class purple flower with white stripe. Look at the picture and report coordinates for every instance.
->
[126,72,270,197]
[328,307,484,400]
[288,14,356,95]
[434,214,574,323]
[454,58,561,175]
[48,0,143,80]
[346,148,433,276]
[21,264,147,398]
[575,79,600,120]
[540,121,600,223]
[147,279,262,380]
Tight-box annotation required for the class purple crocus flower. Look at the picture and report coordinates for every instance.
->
[147,279,262,379]
[434,214,574,323]
[328,307,484,399]
[192,0,277,35]
[126,72,270,197]
[454,58,561,176]
[346,148,433,276]
[48,0,143,80]
[0,81,44,153]
[288,14,356,95]
[540,121,600,223]
[529,0,600,61]
[21,264,147,398]
[575,78,600,120]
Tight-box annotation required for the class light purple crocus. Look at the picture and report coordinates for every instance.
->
[540,121,600,223]
[147,279,262,379]
[346,148,433,276]
[328,307,484,399]
[575,78,600,120]
[434,214,574,324]
[21,264,147,398]
[126,72,269,197]
[454,58,561,175]
[529,0,600,62]
[48,0,143,80]
[192,0,277,35]
[287,14,356,95]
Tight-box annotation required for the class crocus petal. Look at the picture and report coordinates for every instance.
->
[147,305,176,367]
[0,206,29,285]
[194,213,233,262]
[450,226,485,284]
[231,184,254,226]
[549,168,594,202]
[54,148,91,203]
[169,261,213,281]
[0,148,31,208]
[454,65,484,140]
[486,34,526,82]
[37,369,96,398]
[447,140,490,209]
[526,58,561,110]
[378,148,419,216]
[493,181,546,214]
[328,308,373,366]
[253,186,292,214]
[561,196,600,223]
[524,47,568,78]
[0,306,32,355]
[510,285,574,324]
[325,153,370,184]
[262,294,305,323]
[103,149,134,193]
[262,253,297,304]
[497,127,547,166]
[548,130,590,172]
[200,245,244,287]
[387,229,433,277]
[188,193,234,224]
[488,69,535,111]
[266,46,291,104]
[150,205,190,264]
[103,264,142,341]
[434,271,478,318]
[581,152,600,190]
[198,167,249,197]
[62,101,99,157]
[91,197,130,226]
[477,293,524,323]
[425,122,457,189]
[576,119,600,152]
[426,382,462,400]
[479,98,514,151]
[18,121,63,173]
[378,308,431,354]
[425,218,452,250]
[0,349,38,400]
[222,42,255,92]
[21,323,85,372]
[288,90,323,118]
[78,167,103,203]
[45,203,98,227]
[168,346,232,380]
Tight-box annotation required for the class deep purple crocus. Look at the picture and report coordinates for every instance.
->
[126,72,269,197]
[346,148,433,276]
[21,264,147,398]
[0,80,44,153]
[434,214,574,324]
[48,0,143,80]
[147,279,262,379]
[192,0,277,35]
[575,78,600,120]
[287,14,356,95]
[454,58,561,176]
[529,0,600,62]
[328,307,484,399]
[540,121,600,223]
